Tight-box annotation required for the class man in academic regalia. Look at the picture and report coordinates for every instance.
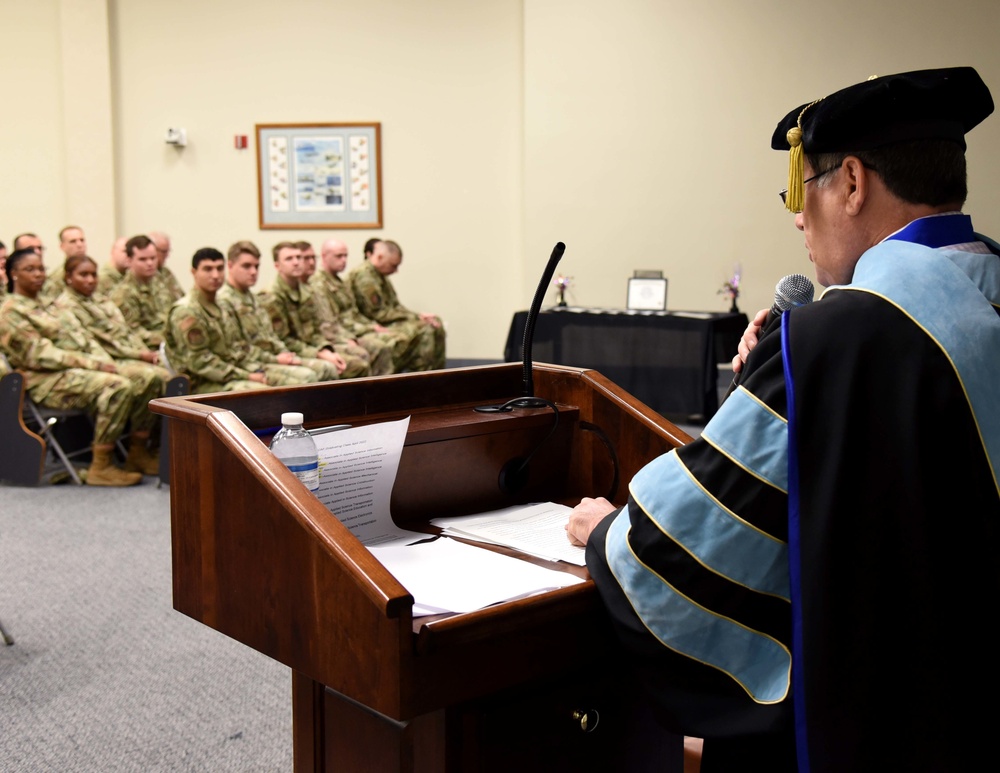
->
[567,67,1000,772]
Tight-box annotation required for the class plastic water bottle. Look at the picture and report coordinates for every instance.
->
[269,412,320,492]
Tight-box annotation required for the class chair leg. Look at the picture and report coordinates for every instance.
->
[0,617,13,646]
[39,418,84,485]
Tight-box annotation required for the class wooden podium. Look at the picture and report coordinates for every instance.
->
[150,363,690,772]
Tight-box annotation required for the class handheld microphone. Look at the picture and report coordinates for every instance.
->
[723,273,814,400]
[764,273,814,328]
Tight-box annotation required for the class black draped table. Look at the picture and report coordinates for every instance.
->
[504,308,748,419]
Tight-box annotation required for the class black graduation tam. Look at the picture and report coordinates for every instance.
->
[772,67,994,212]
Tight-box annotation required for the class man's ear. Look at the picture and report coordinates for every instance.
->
[842,156,870,217]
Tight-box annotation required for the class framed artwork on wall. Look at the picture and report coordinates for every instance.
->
[256,122,382,229]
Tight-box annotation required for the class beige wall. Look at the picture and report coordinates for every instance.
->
[1,1,68,251]
[524,0,1000,314]
[4,0,1000,357]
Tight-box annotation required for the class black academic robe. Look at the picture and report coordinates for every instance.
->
[587,234,1000,772]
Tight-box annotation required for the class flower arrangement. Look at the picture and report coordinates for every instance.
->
[718,265,741,312]
[554,275,572,307]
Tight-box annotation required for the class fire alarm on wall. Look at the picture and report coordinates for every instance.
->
[165,127,187,147]
[234,135,248,150]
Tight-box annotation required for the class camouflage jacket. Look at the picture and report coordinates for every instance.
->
[0,293,113,397]
[158,266,185,303]
[110,272,170,346]
[309,270,377,338]
[217,283,286,364]
[165,289,260,388]
[53,287,150,361]
[259,275,329,357]
[348,261,418,325]
[96,263,127,296]
[38,264,66,306]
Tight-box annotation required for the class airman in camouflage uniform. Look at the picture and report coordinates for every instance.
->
[166,248,317,394]
[218,242,339,382]
[157,267,184,303]
[38,264,65,306]
[0,254,157,484]
[110,236,172,347]
[348,240,445,371]
[261,243,368,378]
[54,284,171,391]
[38,226,88,305]
[150,232,185,303]
[2,271,156,443]
[311,238,398,375]
[96,237,131,296]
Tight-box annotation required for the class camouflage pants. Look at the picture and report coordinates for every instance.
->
[114,359,170,432]
[356,332,396,376]
[26,368,138,445]
[298,357,340,382]
[193,379,270,394]
[390,319,446,371]
[263,363,319,386]
[333,340,372,379]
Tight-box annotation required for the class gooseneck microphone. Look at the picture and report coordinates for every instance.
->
[477,241,566,413]
[520,241,567,400]
[475,242,566,494]
[723,273,814,401]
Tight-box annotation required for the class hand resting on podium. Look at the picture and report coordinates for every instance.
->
[565,496,617,547]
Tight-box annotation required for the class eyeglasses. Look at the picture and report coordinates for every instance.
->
[779,162,879,209]
[778,167,838,207]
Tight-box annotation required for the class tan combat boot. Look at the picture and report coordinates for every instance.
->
[124,433,160,476]
[87,444,142,487]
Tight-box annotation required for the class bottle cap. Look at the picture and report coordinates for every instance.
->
[281,412,304,426]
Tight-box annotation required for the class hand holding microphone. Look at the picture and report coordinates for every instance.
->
[725,273,814,397]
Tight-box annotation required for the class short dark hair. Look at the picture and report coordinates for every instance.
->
[363,238,380,259]
[808,139,967,207]
[272,241,296,261]
[125,234,153,257]
[227,240,260,264]
[192,247,224,269]
[64,254,97,280]
[294,240,312,252]
[6,248,39,292]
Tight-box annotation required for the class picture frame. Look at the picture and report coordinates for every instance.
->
[256,122,382,229]
[627,277,668,311]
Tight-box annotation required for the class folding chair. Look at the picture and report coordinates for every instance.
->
[0,368,85,485]
[0,355,124,485]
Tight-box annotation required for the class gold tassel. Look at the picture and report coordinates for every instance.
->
[785,99,822,213]
[786,126,805,213]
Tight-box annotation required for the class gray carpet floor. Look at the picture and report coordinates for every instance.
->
[0,481,292,772]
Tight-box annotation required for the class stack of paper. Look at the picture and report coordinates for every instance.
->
[431,502,586,566]
[369,537,584,616]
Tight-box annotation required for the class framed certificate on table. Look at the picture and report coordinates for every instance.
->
[627,277,668,311]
